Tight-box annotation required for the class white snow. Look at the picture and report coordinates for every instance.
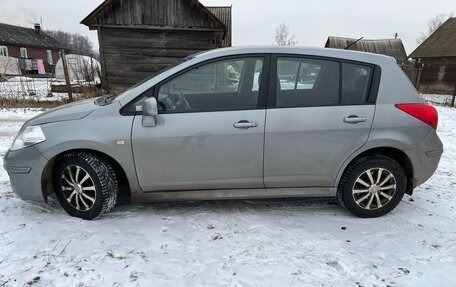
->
[0,102,455,286]
[0,77,99,103]
[0,77,70,102]
[421,93,455,106]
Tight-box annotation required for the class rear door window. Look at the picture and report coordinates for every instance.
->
[274,57,374,108]
[276,58,339,107]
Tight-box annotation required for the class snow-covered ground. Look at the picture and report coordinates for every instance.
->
[0,77,80,102]
[421,93,455,106]
[0,103,455,286]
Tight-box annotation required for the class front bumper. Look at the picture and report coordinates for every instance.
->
[3,146,48,203]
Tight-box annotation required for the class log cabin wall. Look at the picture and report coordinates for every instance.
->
[82,0,229,92]
[409,18,456,93]
[418,57,456,92]
[100,27,215,91]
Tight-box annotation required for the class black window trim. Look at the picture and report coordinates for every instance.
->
[268,54,382,109]
[120,54,271,116]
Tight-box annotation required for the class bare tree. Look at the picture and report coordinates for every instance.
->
[274,22,298,46]
[417,13,453,44]
[45,30,96,56]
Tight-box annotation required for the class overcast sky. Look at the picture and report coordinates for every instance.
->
[1,0,454,54]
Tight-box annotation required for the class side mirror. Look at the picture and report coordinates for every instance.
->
[142,97,158,127]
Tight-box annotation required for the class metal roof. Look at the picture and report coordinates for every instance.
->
[325,36,408,64]
[0,22,67,49]
[207,6,232,46]
[409,18,456,59]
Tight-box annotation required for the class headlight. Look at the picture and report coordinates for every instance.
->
[10,126,46,151]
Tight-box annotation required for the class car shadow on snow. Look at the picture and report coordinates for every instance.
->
[106,197,343,219]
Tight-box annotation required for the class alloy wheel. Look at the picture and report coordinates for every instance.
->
[61,165,97,211]
[352,168,396,210]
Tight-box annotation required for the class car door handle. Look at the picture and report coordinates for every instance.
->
[233,120,258,129]
[343,116,367,124]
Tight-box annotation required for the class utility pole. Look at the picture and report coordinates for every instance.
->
[394,32,398,39]
[61,49,73,102]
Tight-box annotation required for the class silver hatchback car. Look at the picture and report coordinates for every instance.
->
[3,47,443,220]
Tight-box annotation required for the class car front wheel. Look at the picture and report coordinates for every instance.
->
[53,152,118,220]
[337,154,406,218]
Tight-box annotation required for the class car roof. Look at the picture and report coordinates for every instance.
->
[194,46,397,66]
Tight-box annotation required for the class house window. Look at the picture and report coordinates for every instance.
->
[20,47,28,58]
[47,50,53,65]
[0,46,8,57]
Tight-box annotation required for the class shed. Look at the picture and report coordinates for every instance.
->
[207,6,232,47]
[0,22,68,75]
[325,36,408,64]
[409,18,456,92]
[81,0,232,92]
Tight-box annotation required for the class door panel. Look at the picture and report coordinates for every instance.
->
[129,55,269,192]
[264,106,375,187]
[132,110,266,191]
[264,56,376,188]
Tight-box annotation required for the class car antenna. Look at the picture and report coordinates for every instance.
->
[344,37,364,50]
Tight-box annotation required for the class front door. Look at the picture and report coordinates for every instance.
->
[131,56,269,191]
[264,56,376,187]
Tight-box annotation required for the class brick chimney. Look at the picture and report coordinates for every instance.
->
[34,23,41,34]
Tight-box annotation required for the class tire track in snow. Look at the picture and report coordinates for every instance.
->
[399,200,456,224]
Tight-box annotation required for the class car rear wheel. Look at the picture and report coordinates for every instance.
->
[53,152,118,220]
[337,154,406,218]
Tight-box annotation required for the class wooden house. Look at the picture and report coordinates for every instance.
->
[81,0,232,92]
[325,36,408,64]
[409,18,456,93]
[0,23,67,75]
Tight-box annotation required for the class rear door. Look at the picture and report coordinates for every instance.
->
[264,56,377,188]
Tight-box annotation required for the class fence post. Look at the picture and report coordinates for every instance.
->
[452,81,456,107]
[61,49,73,103]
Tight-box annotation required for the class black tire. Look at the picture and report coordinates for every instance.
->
[53,152,118,220]
[337,154,406,218]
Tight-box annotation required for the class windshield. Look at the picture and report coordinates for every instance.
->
[113,55,196,102]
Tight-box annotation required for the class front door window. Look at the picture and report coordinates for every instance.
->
[156,57,264,113]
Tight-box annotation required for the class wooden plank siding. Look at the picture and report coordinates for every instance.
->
[100,27,215,91]
[325,36,408,64]
[409,18,456,92]
[418,57,456,92]
[82,0,230,91]
[89,0,223,29]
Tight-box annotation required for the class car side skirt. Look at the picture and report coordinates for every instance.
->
[131,187,336,203]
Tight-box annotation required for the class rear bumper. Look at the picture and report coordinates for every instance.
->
[3,146,48,203]
[404,129,443,188]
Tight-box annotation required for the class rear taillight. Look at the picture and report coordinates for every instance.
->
[395,103,438,129]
